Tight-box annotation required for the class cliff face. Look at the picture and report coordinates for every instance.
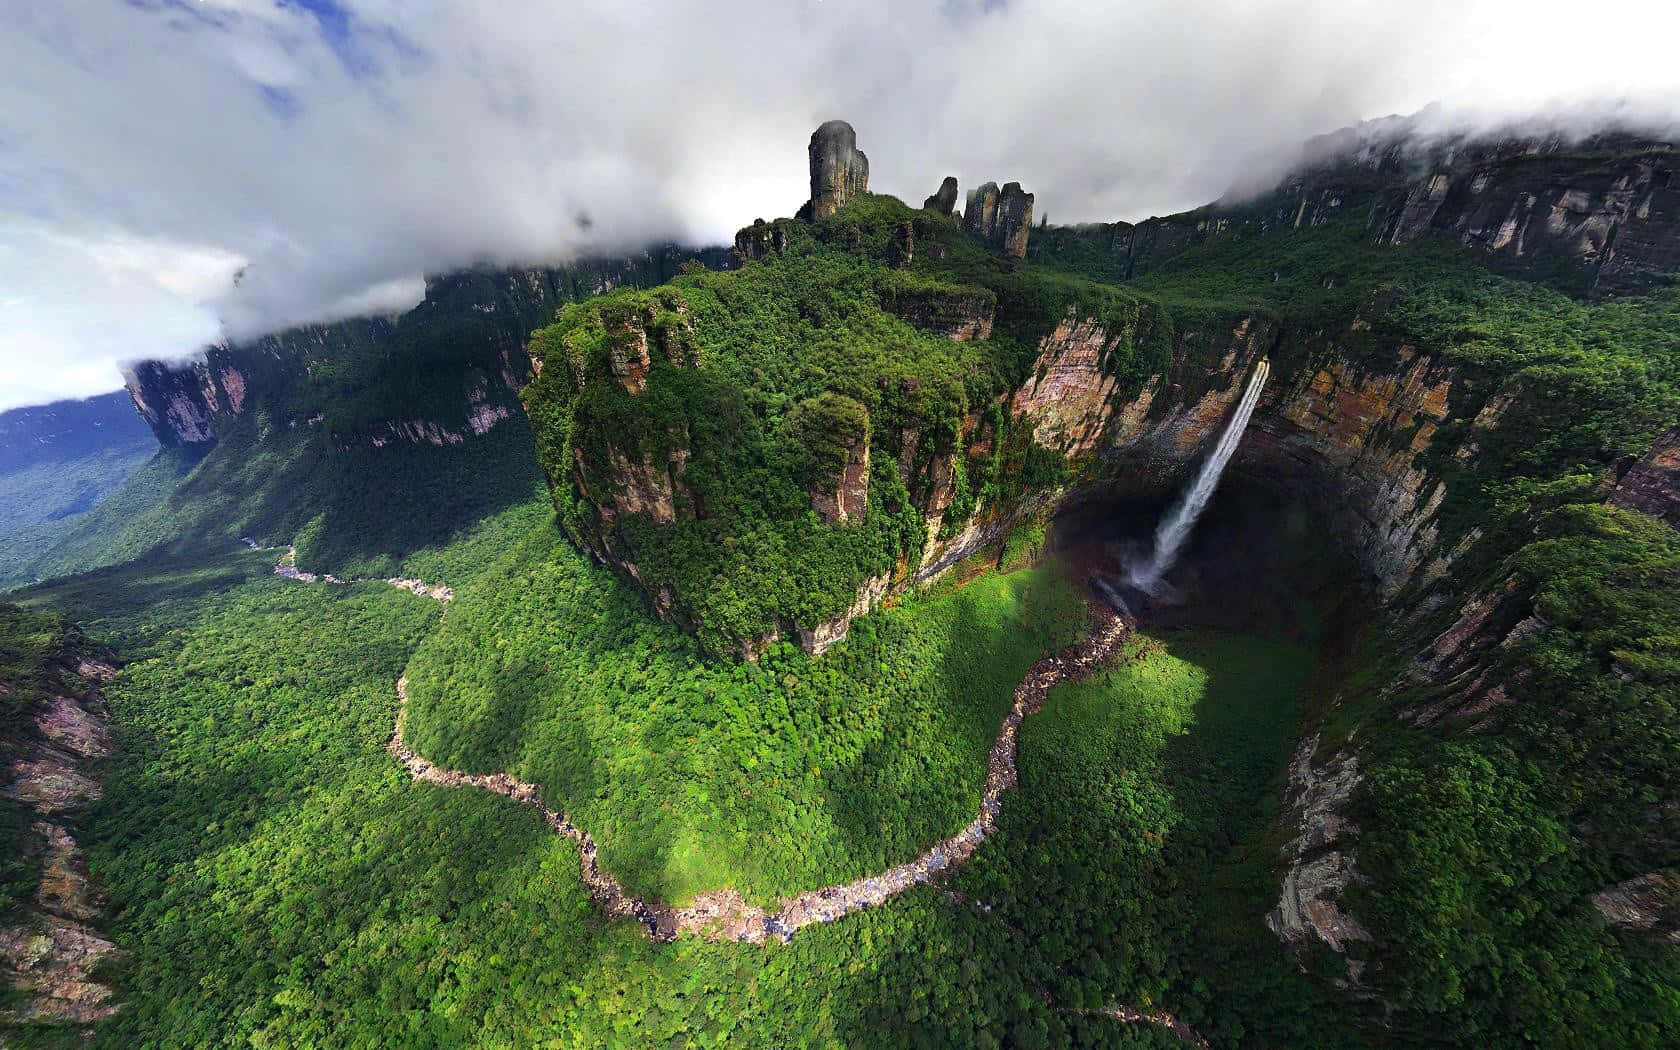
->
[1607,425,1680,525]
[806,120,870,220]
[121,248,728,452]
[1032,131,1680,298]
[994,307,1473,596]
[0,609,120,1030]
[555,297,1487,655]
[535,120,1678,684]
[122,355,247,449]
[963,181,1035,259]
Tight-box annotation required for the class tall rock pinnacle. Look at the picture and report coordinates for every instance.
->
[963,180,1035,259]
[807,120,869,219]
[924,177,959,216]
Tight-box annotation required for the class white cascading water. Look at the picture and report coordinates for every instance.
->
[1126,358,1270,595]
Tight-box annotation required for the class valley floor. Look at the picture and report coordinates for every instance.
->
[6,494,1363,1048]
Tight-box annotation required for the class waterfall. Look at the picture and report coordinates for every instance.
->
[1126,358,1270,595]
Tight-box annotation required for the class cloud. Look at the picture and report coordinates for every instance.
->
[2,0,1679,409]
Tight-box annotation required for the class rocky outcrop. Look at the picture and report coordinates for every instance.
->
[799,573,890,656]
[888,220,915,269]
[1009,313,1129,457]
[733,218,791,265]
[1401,576,1551,728]
[924,176,959,216]
[964,181,1035,259]
[0,653,120,1029]
[1364,140,1680,297]
[597,443,686,526]
[1032,126,1679,297]
[1267,736,1372,987]
[1607,425,1680,525]
[1591,871,1680,943]
[806,120,869,220]
[810,423,870,526]
[122,358,233,448]
[884,286,996,341]
[607,313,652,394]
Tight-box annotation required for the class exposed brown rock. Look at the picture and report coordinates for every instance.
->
[1591,871,1680,942]
[811,434,870,526]
[1009,312,1127,456]
[0,662,120,1028]
[1607,425,1680,526]
[965,182,1000,238]
[799,573,890,656]
[602,446,680,525]
[3,756,101,816]
[0,915,119,1025]
[33,824,101,923]
[1267,736,1373,987]
[607,315,652,395]
[996,182,1034,259]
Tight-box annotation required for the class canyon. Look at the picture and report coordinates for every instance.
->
[36,115,1671,1043]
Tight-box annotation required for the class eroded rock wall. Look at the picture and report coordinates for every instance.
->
[0,655,120,1029]
[1267,736,1372,988]
[807,120,870,220]
[1031,131,1680,297]
[964,181,1035,259]
[121,249,727,452]
[1004,308,1469,595]
[1608,425,1680,526]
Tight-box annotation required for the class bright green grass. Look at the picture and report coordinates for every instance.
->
[956,628,1361,1045]
[400,496,1086,906]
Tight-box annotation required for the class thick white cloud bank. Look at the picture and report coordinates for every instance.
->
[2,0,1679,410]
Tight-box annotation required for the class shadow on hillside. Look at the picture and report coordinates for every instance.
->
[178,415,549,580]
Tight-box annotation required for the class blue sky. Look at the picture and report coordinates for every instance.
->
[3,0,1679,410]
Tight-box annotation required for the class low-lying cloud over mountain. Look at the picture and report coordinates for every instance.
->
[3,0,1679,409]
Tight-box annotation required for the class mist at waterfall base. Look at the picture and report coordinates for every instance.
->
[1053,481,1346,642]
[1123,360,1272,601]
[1047,363,1359,641]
